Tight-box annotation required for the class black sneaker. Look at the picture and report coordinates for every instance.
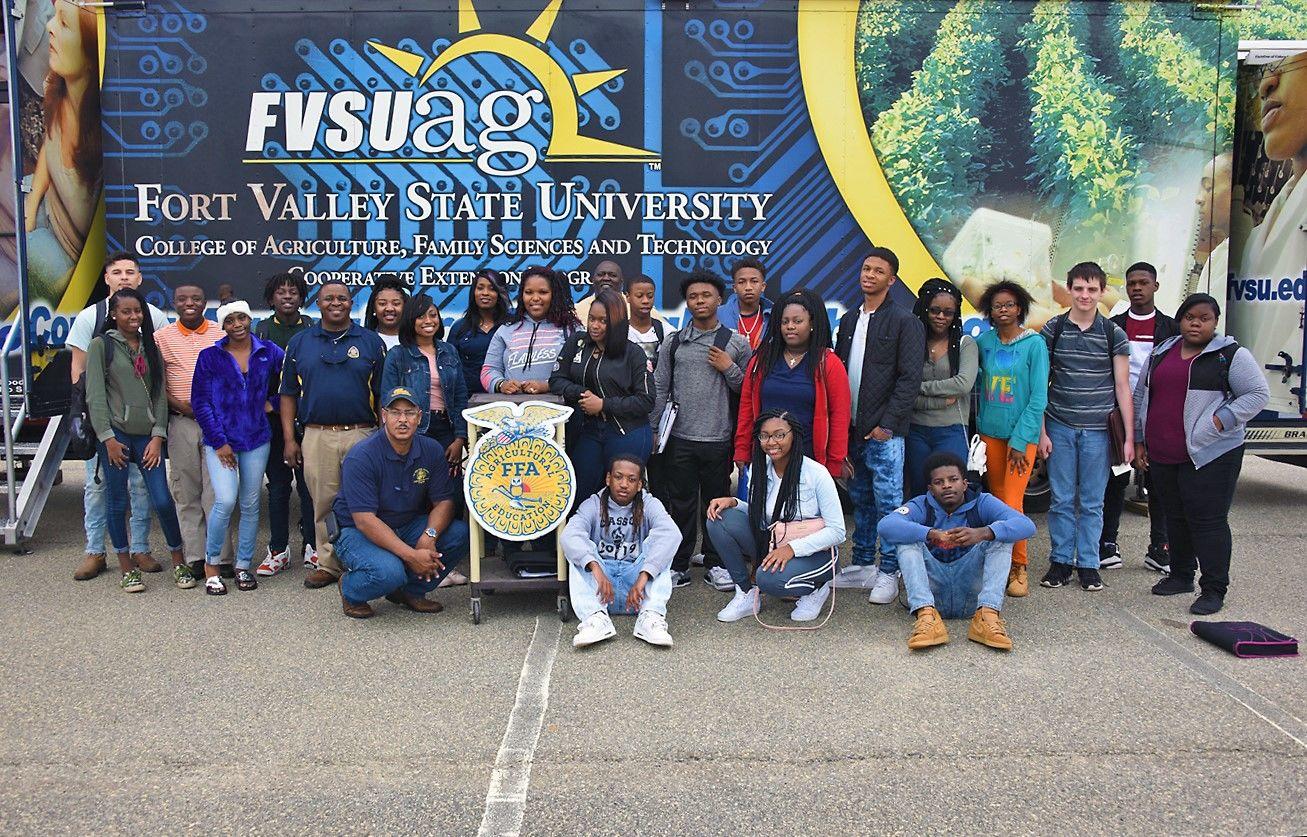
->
[1078,568,1104,591]
[235,569,258,591]
[1152,576,1195,596]
[1144,544,1170,574]
[1099,542,1123,570]
[670,570,692,588]
[1040,562,1073,588]
[1189,592,1224,615]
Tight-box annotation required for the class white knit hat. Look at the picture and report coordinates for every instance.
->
[216,300,252,326]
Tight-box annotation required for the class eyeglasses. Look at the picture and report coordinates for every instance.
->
[757,430,792,443]
[927,306,957,317]
[385,408,421,420]
[990,301,1019,312]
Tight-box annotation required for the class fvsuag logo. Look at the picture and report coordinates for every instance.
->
[244,0,655,177]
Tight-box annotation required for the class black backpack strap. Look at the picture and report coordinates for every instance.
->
[1216,343,1240,396]
[652,319,665,341]
[713,325,734,350]
[666,330,683,402]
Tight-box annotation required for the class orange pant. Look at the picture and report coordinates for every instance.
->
[981,434,1037,567]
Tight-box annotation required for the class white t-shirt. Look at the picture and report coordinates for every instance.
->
[846,307,875,414]
[66,300,170,351]
[1124,310,1157,391]
[628,322,663,364]
[378,332,401,351]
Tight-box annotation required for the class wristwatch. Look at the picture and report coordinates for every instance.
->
[424,527,439,540]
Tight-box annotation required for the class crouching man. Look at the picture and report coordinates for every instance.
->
[333,386,469,619]
[563,454,681,648]
[878,452,1035,651]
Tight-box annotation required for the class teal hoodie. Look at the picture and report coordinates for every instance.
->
[974,328,1048,451]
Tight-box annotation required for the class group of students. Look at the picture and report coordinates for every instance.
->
[70,247,1270,653]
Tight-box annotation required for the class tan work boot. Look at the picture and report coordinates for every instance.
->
[907,606,949,650]
[74,553,106,581]
[1006,564,1028,598]
[968,606,1013,651]
[132,552,162,573]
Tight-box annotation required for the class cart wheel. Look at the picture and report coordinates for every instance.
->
[557,595,573,622]
[471,598,482,624]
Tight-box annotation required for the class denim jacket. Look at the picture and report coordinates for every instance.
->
[381,341,469,438]
[191,335,285,452]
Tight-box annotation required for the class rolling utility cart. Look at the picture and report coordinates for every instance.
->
[463,393,574,624]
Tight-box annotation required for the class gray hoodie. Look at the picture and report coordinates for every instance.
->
[561,489,681,580]
[1133,335,1269,468]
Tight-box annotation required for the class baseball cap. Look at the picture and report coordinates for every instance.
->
[382,386,420,408]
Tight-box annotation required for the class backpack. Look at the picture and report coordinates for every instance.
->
[66,304,114,461]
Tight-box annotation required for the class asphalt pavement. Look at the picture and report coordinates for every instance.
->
[0,455,1303,835]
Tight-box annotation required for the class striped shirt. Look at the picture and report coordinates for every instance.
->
[155,319,224,406]
[1041,313,1128,429]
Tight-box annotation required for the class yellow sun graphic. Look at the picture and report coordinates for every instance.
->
[368,0,656,163]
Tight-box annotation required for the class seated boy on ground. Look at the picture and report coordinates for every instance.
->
[562,454,681,649]
[877,452,1035,652]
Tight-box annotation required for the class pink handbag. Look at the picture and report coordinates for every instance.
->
[768,517,828,552]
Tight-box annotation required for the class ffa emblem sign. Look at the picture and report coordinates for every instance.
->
[347,346,360,359]
[462,400,575,541]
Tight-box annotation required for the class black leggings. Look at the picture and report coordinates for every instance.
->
[1148,447,1243,597]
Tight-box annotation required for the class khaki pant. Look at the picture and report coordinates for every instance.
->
[167,414,233,563]
[302,426,374,577]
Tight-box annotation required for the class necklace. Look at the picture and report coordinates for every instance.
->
[738,310,762,345]
[783,350,806,368]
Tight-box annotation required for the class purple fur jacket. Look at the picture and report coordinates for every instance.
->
[191,335,285,452]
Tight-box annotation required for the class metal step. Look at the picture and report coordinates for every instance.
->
[1,442,41,460]
[0,414,71,545]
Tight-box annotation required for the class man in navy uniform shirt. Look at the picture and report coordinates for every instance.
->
[280,280,386,589]
[333,386,470,619]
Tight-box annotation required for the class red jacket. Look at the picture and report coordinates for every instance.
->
[733,348,851,477]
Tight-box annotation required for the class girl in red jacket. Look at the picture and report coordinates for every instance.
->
[733,288,850,478]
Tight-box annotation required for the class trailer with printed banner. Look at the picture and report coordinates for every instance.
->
[3,0,1306,546]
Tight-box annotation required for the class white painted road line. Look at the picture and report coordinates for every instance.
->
[1120,609,1307,752]
[478,616,563,837]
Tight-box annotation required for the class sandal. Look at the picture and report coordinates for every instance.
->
[235,569,258,591]
[204,575,227,596]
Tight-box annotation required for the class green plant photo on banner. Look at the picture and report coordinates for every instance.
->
[856,0,1238,329]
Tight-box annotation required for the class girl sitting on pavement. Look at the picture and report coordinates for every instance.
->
[563,455,680,649]
[708,410,846,624]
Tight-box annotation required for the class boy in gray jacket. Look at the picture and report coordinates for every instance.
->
[563,455,682,648]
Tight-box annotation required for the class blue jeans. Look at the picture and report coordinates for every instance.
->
[898,541,1012,619]
[569,556,674,620]
[204,443,271,569]
[83,454,152,555]
[572,420,653,499]
[1045,418,1110,569]
[97,432,183,554]
[848,434,905,572]
[906,423,969,498]
[706,506,836,597]
[337,517,470,603]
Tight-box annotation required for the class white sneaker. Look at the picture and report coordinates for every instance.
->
[716,585,759,622]
[256,547,290,577]
[868,570,900,604]
[689,552,706,567]
[572,612,617,648]
[832,564,878,589]
[633,610,673,647]
[704,565,734,591]
[791,582,832,622]
[303,544,319,570]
